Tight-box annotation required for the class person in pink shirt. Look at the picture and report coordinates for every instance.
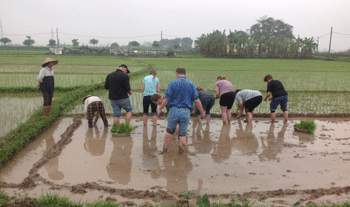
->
[215,76,236,125]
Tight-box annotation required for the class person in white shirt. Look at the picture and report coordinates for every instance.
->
[235,89,263,123]
[83,95,108,128]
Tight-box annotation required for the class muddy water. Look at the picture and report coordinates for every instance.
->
[2,117,350,198]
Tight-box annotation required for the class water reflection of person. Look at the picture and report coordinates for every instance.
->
[142,125,161,179]
[192,118,213,154]
[106,136,133,185]
[211,124,232,162]
[84,127,108,156]
[232,121,259,155]
[45,135,64,181]
[162,152,193,193]
[259,122,287,161]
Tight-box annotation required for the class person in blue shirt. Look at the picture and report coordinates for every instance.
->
[141,68,160,126]
[159,68,205,154]
[194,86,215,125]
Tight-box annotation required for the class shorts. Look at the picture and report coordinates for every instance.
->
[166,107,191,136]
[143,96,157,115]
[219,91,235,109]
[270,95,288,113]
[42,90,53,106]
[244,96,262,112]
[110,98,133,117]
[196,98,215,115]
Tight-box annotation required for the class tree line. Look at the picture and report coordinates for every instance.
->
[195,16,318,58]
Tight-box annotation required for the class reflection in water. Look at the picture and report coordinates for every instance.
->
[192,118,213,154]
[106,136,133,185]
[45,136,64,181]
[162,152,193,193]
[211,124,232,162]
[84,127,108,156]
[142,125,161,179]
[232,121,259,155]
[259,123,287,161]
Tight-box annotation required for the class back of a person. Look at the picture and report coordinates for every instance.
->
[268,80,287,98]
[167,78,195,109]
[216,79,234,95]
[143,74,159,96]
[237,89,262,102]
[199,90,215,104]
[108,71,129,100]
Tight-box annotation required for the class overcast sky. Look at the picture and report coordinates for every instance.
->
[1,0,349,51]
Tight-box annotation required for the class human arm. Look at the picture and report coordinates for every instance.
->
[215,85,220,98]
[37,68,44,85]
[125,75,132,95]
[104,74,110,90]
[194,99,206,119]
[237,103,244,118]
[264,92,272,101]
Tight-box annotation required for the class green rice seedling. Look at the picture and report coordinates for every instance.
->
[0,192,8,206]
[36,194,82,207]
[294,120,316,134]
[196,194,210,207]
[111,123,133,134]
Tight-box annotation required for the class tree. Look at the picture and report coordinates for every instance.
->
[89,38,98,46]
[48,39,56,47]
[181,37,193,50]
[152,41,160,48]
[0,37,11,46]
[23,36,35,47]
[72,39,79,47]
[128,41,140,48]
[110,42,119,49]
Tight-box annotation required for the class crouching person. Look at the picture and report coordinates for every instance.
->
[235,89,263,123]
[195,87,215,124]
[83,95,108,128]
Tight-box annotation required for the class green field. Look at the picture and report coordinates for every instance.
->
[1,50,350,138]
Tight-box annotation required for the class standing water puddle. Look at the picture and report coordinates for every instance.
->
[1,117,350,203]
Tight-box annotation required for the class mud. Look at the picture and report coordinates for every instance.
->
[1,116,350,206]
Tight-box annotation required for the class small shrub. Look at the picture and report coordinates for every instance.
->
[0,192,8,206]
[294,120,316,134]
[111,123,133,134]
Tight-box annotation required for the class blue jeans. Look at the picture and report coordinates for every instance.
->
[110,98,132,117]
[166,107,191,136]
[270,95,288,113]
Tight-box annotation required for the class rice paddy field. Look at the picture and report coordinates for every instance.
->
[2,48,350,206]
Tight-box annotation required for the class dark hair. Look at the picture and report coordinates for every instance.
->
[119,64,128,69]
[217,76,226,80]
[196,86,204,91]
[82,95,92,104]
[264,74,273,82]
[176,67,186,75]
[150,68,157,75]
[151,94,162,103]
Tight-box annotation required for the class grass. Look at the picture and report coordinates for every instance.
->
[294,120,317,134]
[111,123,134,134]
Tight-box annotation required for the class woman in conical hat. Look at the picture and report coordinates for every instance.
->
[37,57,58,116]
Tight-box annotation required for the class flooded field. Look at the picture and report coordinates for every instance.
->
[0,94,42,137]
[1,116,350,205]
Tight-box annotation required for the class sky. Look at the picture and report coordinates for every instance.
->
[1,0,350,51]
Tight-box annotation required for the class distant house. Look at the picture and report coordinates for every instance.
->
[49,47,64,55]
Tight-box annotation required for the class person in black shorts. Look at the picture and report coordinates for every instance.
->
[215,76,236,125]
[263,74,288,123]
[234,89,263,123]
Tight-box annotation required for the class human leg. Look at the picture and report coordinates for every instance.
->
[110,100,121,125]
[143,96,150,125]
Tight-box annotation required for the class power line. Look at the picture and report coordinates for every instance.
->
[333,31,350,36]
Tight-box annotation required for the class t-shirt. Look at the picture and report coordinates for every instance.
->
[143,75,159,96]
[198,91,215,106]
[235,89,262,104]
[105,70,131,100]
[165,76,199,110]
[84,96,102,112]
[37,67,54,81]
[216,80,235,95]
[267,80,288,98]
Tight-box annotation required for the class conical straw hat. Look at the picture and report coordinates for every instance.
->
[42,57,58,67]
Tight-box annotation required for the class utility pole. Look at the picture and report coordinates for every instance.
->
[0,19,3,39]
[328,26,333,57]
[56,27,59,47]
[160,30,163,41]
[316,36,320,53]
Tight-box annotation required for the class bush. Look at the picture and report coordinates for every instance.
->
[294,120,316,134]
